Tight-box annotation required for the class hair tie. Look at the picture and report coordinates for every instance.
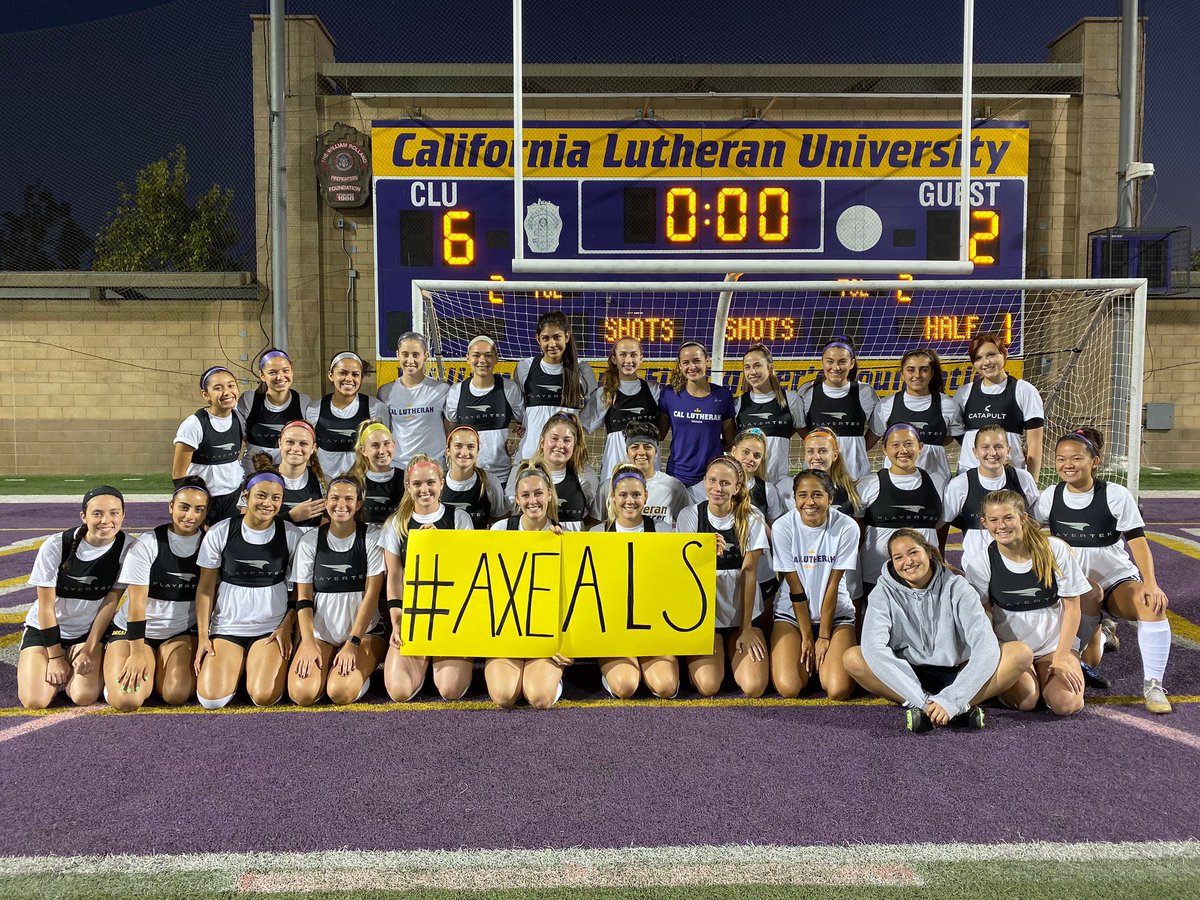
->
[745,427,766,438]
[81,485,124,511]
[246,472,285,491]
[329,351,363,370]
[257,349,290,370]
[199,366,233,391]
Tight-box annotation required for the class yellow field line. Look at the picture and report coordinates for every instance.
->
[0,694,1195,718]
[0,612,28,624]
[0,632,21,649]
[1144,532,1200,644]
[0,576,28,591]
[0,541,44,559]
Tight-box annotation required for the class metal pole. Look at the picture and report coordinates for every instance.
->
[1116,0,1139,227]
[512,0,524,266]
[959,0,975,266]
[269,0,288,350]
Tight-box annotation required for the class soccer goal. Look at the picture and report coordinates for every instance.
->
[414,277,1147,492]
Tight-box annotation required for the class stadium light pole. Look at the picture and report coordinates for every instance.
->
[959,0,975,268]
[269,0,289,351]
[1116,0,1139,228]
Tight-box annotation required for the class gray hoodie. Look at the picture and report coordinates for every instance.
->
[862,561,1001,718]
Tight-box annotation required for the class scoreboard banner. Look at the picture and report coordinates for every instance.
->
[372,120,1029,365]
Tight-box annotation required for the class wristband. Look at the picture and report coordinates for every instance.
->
[349,635,362,646]
[295,599,315,612]
[385,599,404,611]
[286,598,298,611]
[44,625,62,647]
[125,620,146,641]
[790,592,808,605]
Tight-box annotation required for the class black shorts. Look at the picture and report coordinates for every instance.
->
[911,663,964,696]
[19,626,92,652]
[1102,575,1143,613]
[107,625,197,650]
[209,632,274,651]
[206,490,242,525]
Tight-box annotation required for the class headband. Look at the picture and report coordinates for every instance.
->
[356,422,393,448]
[447,424,481,444]
[81,485,124,510]
[258,349,290,370]
[329,351,363,370]
[1059,430,1099,453]
[883,422,921,441]
[678,341,707,355]
[327,474,362,494]
[515,464,553,486]
[625,431,659,449]
[246,472,285,491]
[199,366,233,390]
[708,455,745,484]
[805,426,839,441]
[281,419,316,439]
[740,427,767,439]
[612,470,646,488]
[823,341,855,354]
[172,482,211,501]
[466,335,497,351]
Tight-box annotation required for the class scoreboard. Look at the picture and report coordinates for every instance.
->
[372,121,1029,361]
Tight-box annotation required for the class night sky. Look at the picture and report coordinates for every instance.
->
[1,0,1195,268]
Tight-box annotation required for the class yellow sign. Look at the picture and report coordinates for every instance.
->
[398,530,717,658]
[373,124,1029,180]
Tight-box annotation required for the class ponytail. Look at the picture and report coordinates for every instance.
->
[388,454,443,542]
[346,418,391,486]
[743,344,785,405]
[59,525,88,574]
[670,341,707,394]
[513,461,561,524]
[707,456,751,553]
[606,463,646,524]
[981,489,1060,588]
[536,311,583,409]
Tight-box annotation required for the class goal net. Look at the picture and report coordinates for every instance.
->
[416,277,1147,492]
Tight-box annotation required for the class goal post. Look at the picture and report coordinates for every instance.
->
[415,277,1147,493]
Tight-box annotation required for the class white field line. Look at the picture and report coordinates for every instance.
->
[0,535,51,555]
[0,495,172,504]
[1092,706,1200,752]
[0,841,1198,878]
[0,706,96,745]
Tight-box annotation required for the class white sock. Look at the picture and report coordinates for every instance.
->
[1137,619,1171,683]
[251,694,281,708]
[552,679,563,707]
[354,678,371,702]
[198,692,235,710]
[103,686,110,704]
[600,673,614,699]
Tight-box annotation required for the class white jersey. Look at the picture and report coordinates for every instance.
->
[289,527,385,646]
[954,378,1045,472]
[870,392,963,485]
[174,411,244,495]
[444,377,525,483]
[25,533,130,640]
[940,466,1041,559]
[963,536,1090,657]
[584,378,664,485]
[798,380,879,481]
[735,389,806,483]
[770,507,859,625]
[304,395,392,479]
[235,390,313,472]
[675,505,768,629]
[1033,482,1143,589]
[857,469,946,584]
[377,376,450,468]
[513,357,599,462]
[642,471,690,527]
[199,518,302,637]
[114,529,203,639]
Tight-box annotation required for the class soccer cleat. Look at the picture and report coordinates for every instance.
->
[962,705,986,730]
[1080,661,1111,690]
[906,707,932,734]
[1144,679,1173,715]
[1101,618,1121,652]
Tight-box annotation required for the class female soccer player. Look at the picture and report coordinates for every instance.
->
[658,342,736,489]
[377,332,450,468]
[345,420,404,527]
[588,464,679,700]
[380,455,474,702]
[954,332,1045,477]
[799,339,878,481]
[488,463,570,708]
[272,421,327,529]
[442,425,509,530]
[869,348,962,484]
[306,351,391,479]
[675,455,770,698]
[289,475,386,706]
[238,348,311,472]
[939,424,1040,559]
[103,478,208,711]
[515,412,599,531]
[857,423,945,597]
[193,467,303,709]
[19,486,128,709]
[965,490,1089,716]
[622,422,690,527]
[844,530,1033,732]
[726,427,788,606]
[802,428,860,516]
[173,366,244,523]
[586,336,662,485]
[444,334,524,485]
[1034,428,1174,713]
[736,343,805,489]
[513,311,598,463]
[770,469,858,700]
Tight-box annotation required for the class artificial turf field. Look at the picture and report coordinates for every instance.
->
[0,497,1197,898]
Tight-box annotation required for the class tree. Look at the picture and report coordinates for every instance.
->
[0,183,92,270]
[92,146,241,271]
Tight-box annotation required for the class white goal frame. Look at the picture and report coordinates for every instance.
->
[412,277,1148,494]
